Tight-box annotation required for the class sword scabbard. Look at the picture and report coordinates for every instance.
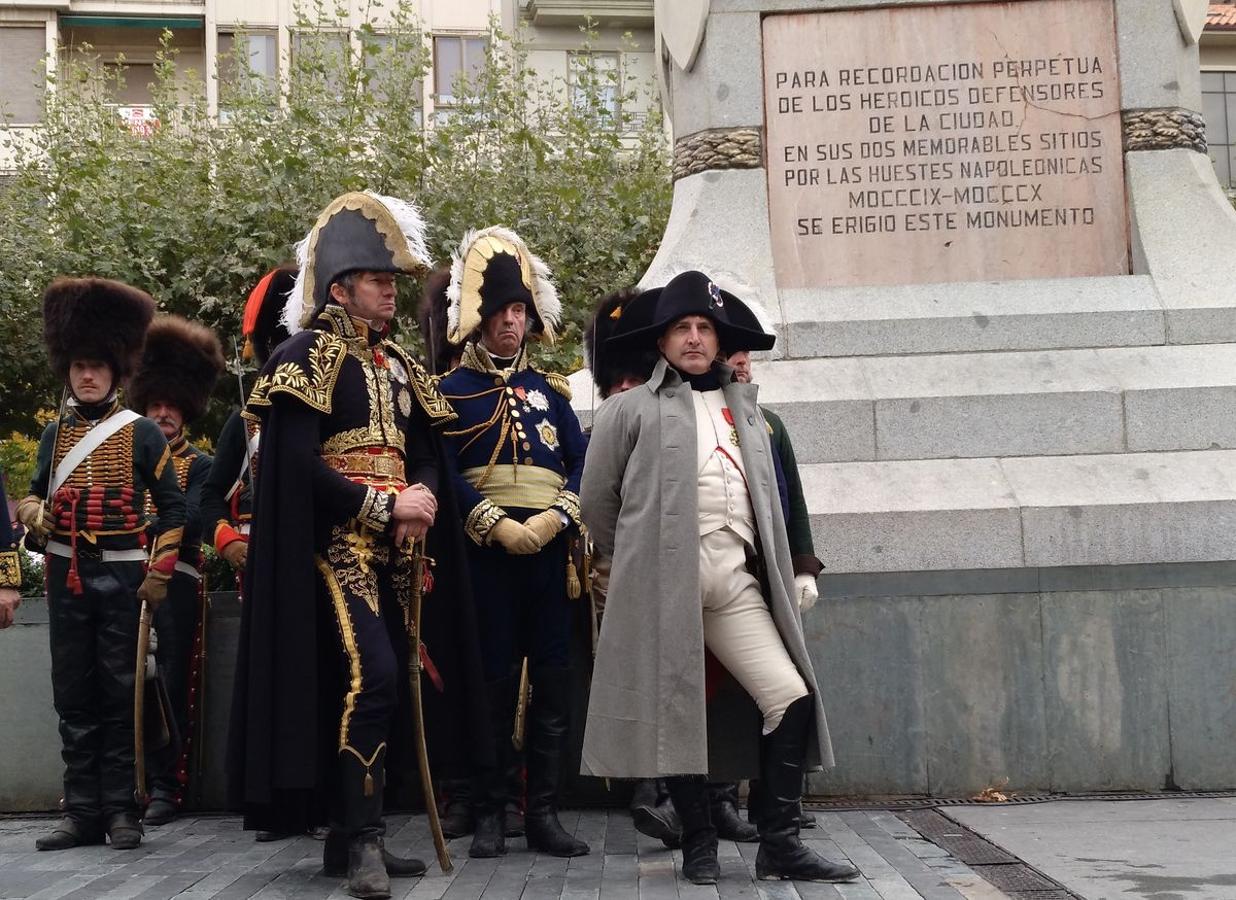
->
[406,538,452,872]
[133,599,152,807]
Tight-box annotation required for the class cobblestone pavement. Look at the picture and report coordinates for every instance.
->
[0,809,1011,899]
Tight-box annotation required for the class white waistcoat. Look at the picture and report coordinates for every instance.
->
[693,389,756,545]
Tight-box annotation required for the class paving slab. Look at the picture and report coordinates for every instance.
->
[0,810,1003,900]
[948,798,1236,900]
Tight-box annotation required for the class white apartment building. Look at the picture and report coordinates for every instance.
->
[0,0,655,155]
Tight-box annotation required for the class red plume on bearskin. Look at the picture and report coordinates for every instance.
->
[127,315,226,424]
[42,277,157,381]
[242,265,296,365]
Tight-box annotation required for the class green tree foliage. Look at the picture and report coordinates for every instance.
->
[0,4,671,439]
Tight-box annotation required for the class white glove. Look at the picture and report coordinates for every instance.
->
[795,573,819,611]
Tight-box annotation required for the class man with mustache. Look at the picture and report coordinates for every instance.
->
[16,278,187,852]
[126,315,225,826]
[437,227,589,860]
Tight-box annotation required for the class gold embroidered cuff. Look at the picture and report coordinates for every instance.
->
[0,550,20,589]
[465,500,506,546]
[357,487,394,532]
[552,490,582,528]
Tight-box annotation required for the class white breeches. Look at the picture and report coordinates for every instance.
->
[698,527,808,733]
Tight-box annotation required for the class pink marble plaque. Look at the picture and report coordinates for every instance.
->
[763,0,1129,289]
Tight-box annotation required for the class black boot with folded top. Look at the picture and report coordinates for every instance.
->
[325,745,426,899]
[668,777,720,885]
[753,696,860,883]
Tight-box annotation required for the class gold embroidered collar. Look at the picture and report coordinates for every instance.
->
[459,341,530,377]
[316,304,384,351]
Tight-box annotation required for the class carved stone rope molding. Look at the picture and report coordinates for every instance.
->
[1122,107,1208,154]
[672,126,763,181]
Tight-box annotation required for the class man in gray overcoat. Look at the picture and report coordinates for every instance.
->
[580,271,859,885]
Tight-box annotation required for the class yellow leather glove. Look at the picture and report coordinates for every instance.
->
[16,495,55,538]
[524,510,565,547]
[221,540,248,570]
[489,517,542,555]
[137,570,170,611]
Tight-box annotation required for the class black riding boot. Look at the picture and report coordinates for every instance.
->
[523,667,589,857]
[748,780,817,828]
[710,782,759,842]
[754,697,859,883]
[335,745,418,900]
[504,756,526,837]
[667,778,719,885]
[469,674,519,859]
[324,819,427,880]
[631,778,682,848]
[437,778,473,839]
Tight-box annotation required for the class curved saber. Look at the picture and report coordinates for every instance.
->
[134,599,152,807]
[407,539,452,873]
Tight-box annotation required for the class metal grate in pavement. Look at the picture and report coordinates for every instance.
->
[898,809,1018,865]
[976,864,1062,892]
[896,808,1086,899]
[804,788,1236,811]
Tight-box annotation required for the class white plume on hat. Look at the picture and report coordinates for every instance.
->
[446,225,561,344]
[282,190,431,334]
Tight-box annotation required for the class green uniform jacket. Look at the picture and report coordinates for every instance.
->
[762,407,822,578]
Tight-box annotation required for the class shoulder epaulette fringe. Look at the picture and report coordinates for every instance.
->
[540,370,572,401]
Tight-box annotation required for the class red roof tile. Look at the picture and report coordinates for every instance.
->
[1208,1,1236,31]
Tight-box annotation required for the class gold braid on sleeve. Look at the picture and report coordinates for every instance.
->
[465,499,506,546]
[357,488,394,533]
[552,490,581,528]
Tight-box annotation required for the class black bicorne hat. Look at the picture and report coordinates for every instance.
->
[42,277,157,381]
[284,191,432,332]
[128,315,226,424]
[607,270,775,353]
[446,227,561,345]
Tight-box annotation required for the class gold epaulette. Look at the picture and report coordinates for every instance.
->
[244,332,346,422]
[539,370,572,401]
